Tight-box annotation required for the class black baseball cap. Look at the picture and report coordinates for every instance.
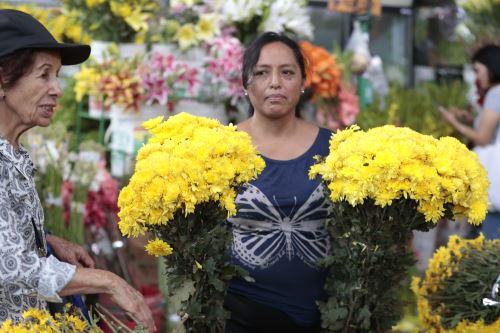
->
[0,9,90,65]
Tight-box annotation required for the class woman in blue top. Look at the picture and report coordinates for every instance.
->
[224,32,332,333]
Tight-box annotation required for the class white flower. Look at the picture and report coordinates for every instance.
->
[454,22,475,43]
[216,0,265,23]
[262,0,313,39]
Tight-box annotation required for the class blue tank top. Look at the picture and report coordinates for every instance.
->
[227,127,332,326]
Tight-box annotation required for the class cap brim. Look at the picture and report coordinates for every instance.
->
[25,42,91,65]
[49,43,91,65]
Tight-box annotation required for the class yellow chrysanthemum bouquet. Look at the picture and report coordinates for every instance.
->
[0,308,95,333]
[118,113,265,332]
[412,234,500,333]
[0,304,147,332]
[309,125,489,332]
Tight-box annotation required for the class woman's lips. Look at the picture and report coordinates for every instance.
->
[40,105,55,117]
[266,94,286,102]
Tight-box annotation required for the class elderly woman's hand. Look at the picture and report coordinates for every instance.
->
[107,275,157,332]
[60,268,156,332]
[46,234,95,268]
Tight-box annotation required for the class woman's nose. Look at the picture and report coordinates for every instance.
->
[50,78,62,98]
[269,71,281,88]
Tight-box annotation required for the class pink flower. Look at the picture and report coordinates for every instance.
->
[139,52,200,109]
[338,89,359,126]
[205,36,244,104]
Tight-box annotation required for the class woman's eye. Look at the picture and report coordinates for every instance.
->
[254,71,266,76]
[283,70,294,76]
[40,72,51,79]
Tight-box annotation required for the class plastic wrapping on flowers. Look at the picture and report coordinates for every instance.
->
[412,234,500,333]
[309,125,489,332]
[117,113,265,332]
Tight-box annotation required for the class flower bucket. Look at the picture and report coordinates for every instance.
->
[90,40,146,61]
[106,103,166,177]
[90,40,111,62]
[119,43,147,59]
[150,43,177,55]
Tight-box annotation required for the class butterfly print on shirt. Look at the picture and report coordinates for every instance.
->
[228,183,331,270]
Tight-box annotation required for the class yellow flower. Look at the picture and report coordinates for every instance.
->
[65,314,88,331]
[195,260,203,270]
[310,125,489,224]
[175,24,198,50]
[118,113,265,253]
[196,14,220,42]
[85,0,105,8]
[22,307,52,324]
[110,1,132,18]
[125,7,151,32]
[413,234,500,332]
[74,66,101,101]
[145,238,173,257]
[142,116,164,131]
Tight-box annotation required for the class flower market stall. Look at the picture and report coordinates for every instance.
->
[2,0,500,332]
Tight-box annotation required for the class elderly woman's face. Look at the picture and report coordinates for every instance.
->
[2,51,62,128]
[247,42,303,118]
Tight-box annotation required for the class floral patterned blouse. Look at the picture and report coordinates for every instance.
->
[0,137,75,323]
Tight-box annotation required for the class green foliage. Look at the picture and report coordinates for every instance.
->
[356,81,468,140]
[319,196,448,332]
[55,76,103,150]
[157,202,248,333]
[460,0,500,48]
[53,77,78,131]
[430,243,500,329]
[437,40,469,66]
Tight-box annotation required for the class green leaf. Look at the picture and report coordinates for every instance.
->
[168,279,195,314]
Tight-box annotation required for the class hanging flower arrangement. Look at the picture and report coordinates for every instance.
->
[309,125,489,332]
[117,113,265,332]
[412,234,500,333]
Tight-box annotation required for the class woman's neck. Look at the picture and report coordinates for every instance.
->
[246,113,298,139]
[0,108,22,149]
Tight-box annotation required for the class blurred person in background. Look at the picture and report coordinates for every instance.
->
[440,44,500,239]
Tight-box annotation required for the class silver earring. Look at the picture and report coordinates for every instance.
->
[301,89,305,94]
[244,90,248,96]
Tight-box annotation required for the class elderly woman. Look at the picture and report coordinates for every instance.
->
[0,9,155,331]
[224,32,332,333]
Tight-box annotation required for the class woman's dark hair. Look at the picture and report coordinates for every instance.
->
[242,32,307,116]
[0,49,37,89]
[472,44,500,86]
